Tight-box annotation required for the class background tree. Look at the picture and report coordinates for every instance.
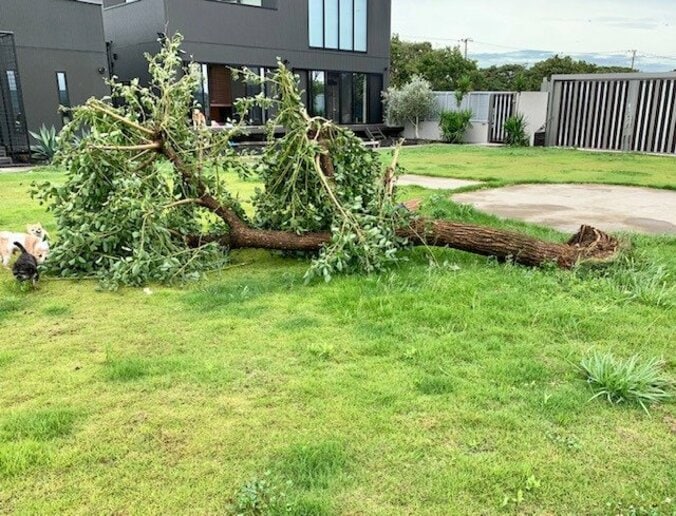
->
[390,35,479,90]
[383,75,437,139]
[454,75,473,107]
[391,37,635,92]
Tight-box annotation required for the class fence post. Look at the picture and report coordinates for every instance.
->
[621,81,640,152]
[545,80,561,147]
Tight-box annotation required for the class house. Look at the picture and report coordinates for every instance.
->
[102,0,392,128]
[0,0,109,161]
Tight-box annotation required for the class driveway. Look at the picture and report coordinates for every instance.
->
[452,183,676,234]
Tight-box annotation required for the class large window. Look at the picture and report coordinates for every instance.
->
[305,70,382,124]
[55,72,72,125]
[308,0,368,52]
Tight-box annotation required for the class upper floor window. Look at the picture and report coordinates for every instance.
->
[308,0,367,52]
[212,0,278,7]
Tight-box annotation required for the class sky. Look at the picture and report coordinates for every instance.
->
[391,0,676,72]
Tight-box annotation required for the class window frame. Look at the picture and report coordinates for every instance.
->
[55,71,72,125]
[308,0,368,54]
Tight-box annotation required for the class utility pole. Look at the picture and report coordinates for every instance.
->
[459,38,473,59]
[629,49,638,70]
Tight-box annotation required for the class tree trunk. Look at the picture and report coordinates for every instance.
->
[189,217,619,269]
[163,140,620,270]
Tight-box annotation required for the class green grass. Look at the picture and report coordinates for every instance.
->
[0,148,674,514]
[393,144,676,189]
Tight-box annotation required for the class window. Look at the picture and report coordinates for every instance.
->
[353,0,367,51]
[6,71,22,116]
[324,0,339,49]
[55,72,72,125]
[304,70,382,124]
[309,0,368,52]
[214,0,277,7]
[339,0,353,51]
[308,0,324,48]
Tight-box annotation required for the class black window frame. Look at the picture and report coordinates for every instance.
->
[308,0,368,54]
[55,71,72,126]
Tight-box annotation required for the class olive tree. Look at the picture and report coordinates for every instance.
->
[383,76,437,140]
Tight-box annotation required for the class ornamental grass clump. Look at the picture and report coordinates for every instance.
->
[580,352,673,413]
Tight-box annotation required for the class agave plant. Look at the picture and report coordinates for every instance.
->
[504,114,530,147]
[29,124,59,162]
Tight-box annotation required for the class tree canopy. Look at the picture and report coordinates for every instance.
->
[390,35,635,92]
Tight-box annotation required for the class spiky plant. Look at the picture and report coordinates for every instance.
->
[580,352,673,413]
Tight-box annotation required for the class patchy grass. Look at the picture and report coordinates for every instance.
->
[0,408,79,441]
[393,144,676,189]
[0,150,674,513]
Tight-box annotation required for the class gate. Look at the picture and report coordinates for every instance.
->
[547,73,676,155]
[0,32,30,160]
[488,93,515,143]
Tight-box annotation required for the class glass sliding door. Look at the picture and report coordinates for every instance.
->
[352,73,367,124]
[340,73,353,124]
[310,71,325,117]
[325,71,340,122]
[367,74,383,123]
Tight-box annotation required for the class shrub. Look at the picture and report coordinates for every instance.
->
[504,114,529,147]
[439,110,472,144]
[579,352,673,413]
[29,125,58,162]
[383,75,436,139]
[230,471,292,515]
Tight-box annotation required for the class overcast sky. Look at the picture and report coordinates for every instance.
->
[391,0,676,72]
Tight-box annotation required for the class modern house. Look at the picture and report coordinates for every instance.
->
[0,0,109,161]
[102,0,392,128]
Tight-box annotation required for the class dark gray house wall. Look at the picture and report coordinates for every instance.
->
[163,0,390,78]
[103,0,166,85]
[104,0,392,125]
[0,0,109,134]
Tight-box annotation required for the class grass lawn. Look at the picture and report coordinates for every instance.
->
[395,144,676,190]
[0,148,674,514]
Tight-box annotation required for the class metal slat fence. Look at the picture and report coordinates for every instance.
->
[547,73,676,154]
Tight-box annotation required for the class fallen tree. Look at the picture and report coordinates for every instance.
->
[36,35,619,289]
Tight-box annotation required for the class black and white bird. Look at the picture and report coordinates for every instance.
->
[12,241,40,286]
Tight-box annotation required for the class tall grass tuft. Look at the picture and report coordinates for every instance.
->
[579,352,673,414]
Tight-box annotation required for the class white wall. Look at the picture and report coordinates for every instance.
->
[514,92,549,146]
[401,91,549,145]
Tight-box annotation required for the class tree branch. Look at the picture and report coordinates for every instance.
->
[89,100,157,137]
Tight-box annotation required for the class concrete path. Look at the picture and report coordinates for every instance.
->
[453,184,676,234]
[398,174,481,190]
[0,166,34,174]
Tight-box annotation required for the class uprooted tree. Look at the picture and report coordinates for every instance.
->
[35,35,619,289]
